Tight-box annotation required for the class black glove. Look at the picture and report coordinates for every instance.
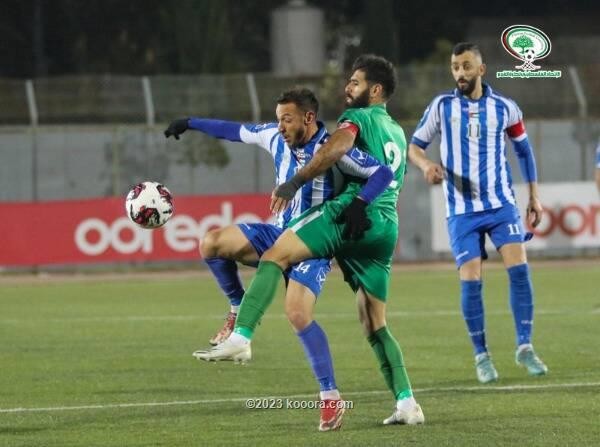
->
[336,198,371,240]
[164,118,189,140]
[274,173,305,200]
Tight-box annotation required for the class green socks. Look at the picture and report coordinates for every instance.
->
[233,261,283,340]
[368,326,413,400]
[367,332,394,392]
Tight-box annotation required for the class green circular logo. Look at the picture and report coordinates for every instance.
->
[501,24,552,62]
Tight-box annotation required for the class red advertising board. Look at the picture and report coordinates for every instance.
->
[0,195,273,267]
[430,182,600,251]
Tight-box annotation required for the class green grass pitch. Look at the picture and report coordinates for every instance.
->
[1,263,599,446]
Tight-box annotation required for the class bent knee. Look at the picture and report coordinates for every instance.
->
[261,247,290,270]
[459,258,482,281]
[199,228,222,258]
[286,308,311,331]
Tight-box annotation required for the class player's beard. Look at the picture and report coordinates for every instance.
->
[456,77,477,96]
[346,88,370,109]
[287,127,306,148]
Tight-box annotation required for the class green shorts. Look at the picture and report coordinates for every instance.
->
[289,197,398,301]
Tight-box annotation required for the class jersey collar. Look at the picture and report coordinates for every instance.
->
[297,121,328,149]
[366,103,387,111]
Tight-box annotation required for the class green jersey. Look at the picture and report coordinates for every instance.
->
[289,105,406,299]
[338,104,407,222]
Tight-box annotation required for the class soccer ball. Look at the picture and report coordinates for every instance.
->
[125,181,174,229]
[523,48,536,62]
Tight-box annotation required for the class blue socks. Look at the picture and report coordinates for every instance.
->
[297,321,337,392]
[461,280,487,354]
[461,264,534,355]
[204,257,245,306]
[508,263,534,346]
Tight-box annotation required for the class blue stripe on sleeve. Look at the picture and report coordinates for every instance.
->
[410,136,429,149]
[415,104,432,131]
[513,137,537,182]
[188,118,242,141]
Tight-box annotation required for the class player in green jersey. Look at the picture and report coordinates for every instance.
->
[196,55,424,426]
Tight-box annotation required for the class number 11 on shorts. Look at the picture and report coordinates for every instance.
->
[507,223,521,235]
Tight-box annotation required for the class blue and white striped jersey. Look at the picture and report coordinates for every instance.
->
[411,83,531,217]
[240,121,381,228]
[596,141,600,168]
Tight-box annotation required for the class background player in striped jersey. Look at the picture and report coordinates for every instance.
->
[196,55,425,427]
[408,42,548,383]
[595,141,600,194]
[165,87,393,431]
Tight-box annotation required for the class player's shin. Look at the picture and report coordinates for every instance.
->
[297,321,339,399]
[233,261,283,340]
[367,332,394,392]
[374,325,424,426]
[204,257,245,309]
[373,327,413,400]
[507,263,534,347]
[297,320,344,431]
[461,280,487,354]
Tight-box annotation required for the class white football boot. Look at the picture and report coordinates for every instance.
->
[383,402,425,426]
[193,337,251,364]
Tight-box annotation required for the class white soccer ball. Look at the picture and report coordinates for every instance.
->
[523,48,536,61]
[125,181,174,229]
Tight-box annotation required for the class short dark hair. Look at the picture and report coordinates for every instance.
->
[276,87,319,114]
[351,54,397,99]
[452,42,483,60]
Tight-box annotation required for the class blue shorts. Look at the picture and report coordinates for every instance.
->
[237,223,331,297]
[447,204,526,267]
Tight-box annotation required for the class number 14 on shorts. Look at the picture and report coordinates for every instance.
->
[293,262,311,274]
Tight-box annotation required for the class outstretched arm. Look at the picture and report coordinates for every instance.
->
[165,118,279,152]
[164,117,243,141]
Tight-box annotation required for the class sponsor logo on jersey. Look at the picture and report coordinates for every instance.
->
[348,147,367,165]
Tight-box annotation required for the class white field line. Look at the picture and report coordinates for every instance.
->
[2,381,599,414]
[1,258,598,286]
[1,308,596,325]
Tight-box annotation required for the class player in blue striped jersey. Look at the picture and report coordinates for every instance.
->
[165,87,393,431]
[408,43,548,383]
